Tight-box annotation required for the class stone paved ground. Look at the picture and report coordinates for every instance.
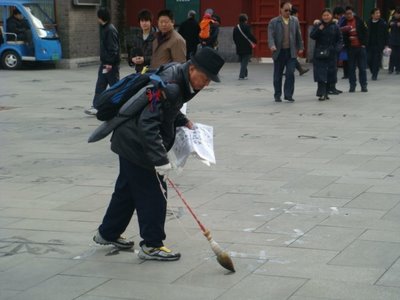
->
[0,62,400,300]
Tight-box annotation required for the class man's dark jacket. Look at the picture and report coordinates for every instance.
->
[341,16,368,48]
[233,23,257,55]
[178,17,200,54]
[127,29,155,72]
[367,18,388,50]
[6,16,29,40]
[111,62,197,169]
[100,22,120,65]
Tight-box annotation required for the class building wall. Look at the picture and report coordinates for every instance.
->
[55,1,101,68]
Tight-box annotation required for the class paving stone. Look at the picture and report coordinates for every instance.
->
[290,225,364,250]
[256,260,385,285]
[87,279,225,300]
[345,192,400,211]
[281,175,338,191]
[329,240,400,269]
[294,279,400,300]
[359,229,400,243]
[7,275,108,300]
[312,183,370,199]
[377,258,400,288]
[382,202,400,222]
[218,274,307,300]
[0,257,79,291]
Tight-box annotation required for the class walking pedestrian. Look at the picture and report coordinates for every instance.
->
[178,10,200,60]
[85,7,120,116]
[367,8,389,80]
[150,9,186,69]
[388,7,400,74]
[340,6,368,93]
[93,47,225,261]
[310,9,343,101]
[199,9,220,49]
[232,13,257,80]
[127,9,155,73]
[268,1,304,102]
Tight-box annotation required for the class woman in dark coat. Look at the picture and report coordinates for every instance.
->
[310,9,343,101]
[233,13,257,80]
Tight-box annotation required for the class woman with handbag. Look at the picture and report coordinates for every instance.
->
[310,9,343,101]
[233,13,257,80]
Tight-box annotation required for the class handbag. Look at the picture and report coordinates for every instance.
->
[315,48,330,59]
[237,24,256,48]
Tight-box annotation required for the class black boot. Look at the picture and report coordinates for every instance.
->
[316,82,324,97]
[328,83,342,94]
[318,82,328,100]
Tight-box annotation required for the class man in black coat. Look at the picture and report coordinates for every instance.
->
[6,8,32,48]
[367,8,388,80]
[233,13,257,79]
[85,7,120,116]
[178,10,200,60]
[93,48,225,261]
[340,6,368,92]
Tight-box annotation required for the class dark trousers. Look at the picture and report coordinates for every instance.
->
[367,45,383,78]
[239,54,251,79]
[93,64,120,107]
[273,49,296,98]
[389,45,400,72]
[348,47,367,88]
[316,82,327,97]
[99,156,167,248]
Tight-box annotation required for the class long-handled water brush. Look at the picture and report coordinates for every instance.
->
[167,178,235,272]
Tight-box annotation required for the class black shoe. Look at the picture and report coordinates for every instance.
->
[349,87,356,93]
[318,96,327,101]
[328,90,340,95]
[284,97,295,102]
[388,70,393,74]
[361,87,368,92]
[274,97,282,102]
[334,88,343,94]
[371,75,377,81]
[342,76,348,79]
[93,230,134,249]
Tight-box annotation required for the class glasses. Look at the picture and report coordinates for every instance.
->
[284,9,291,12]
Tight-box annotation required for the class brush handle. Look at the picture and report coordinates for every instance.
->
[167,178,207,233]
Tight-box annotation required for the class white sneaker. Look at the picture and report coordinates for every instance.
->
[84,107,97,116]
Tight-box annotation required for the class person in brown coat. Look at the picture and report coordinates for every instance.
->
[150,9,186,69]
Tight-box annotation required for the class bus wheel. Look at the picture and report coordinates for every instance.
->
[1,50,22,70]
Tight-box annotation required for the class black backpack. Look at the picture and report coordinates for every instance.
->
[94,64,173,121]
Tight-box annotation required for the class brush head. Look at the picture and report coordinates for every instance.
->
[217,251,236,272]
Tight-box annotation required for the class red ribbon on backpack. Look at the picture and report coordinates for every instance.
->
[146,88,162,112]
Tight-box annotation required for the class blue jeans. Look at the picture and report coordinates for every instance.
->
[93,64,120,107]
[273,49,296,98]
[239,54,251,78]
[348,47,367,88]
[99,156,167,248]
